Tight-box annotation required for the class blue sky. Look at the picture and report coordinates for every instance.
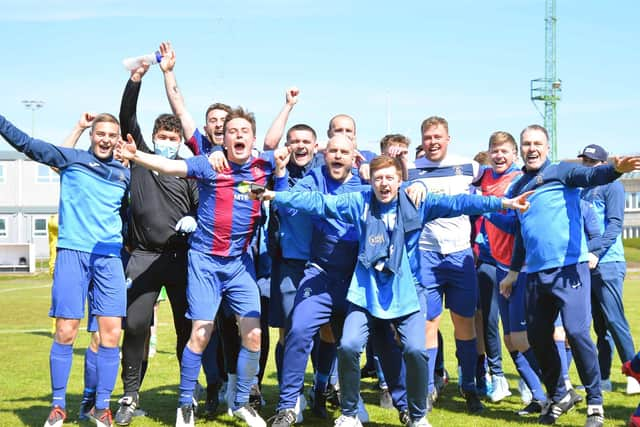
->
[1,0,638,159]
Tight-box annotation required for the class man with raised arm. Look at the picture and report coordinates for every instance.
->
[159,41,231,155]
[116,107,289,427]
[0,112,130,427]
[113,60,198,426]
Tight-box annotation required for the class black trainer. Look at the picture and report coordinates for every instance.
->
[203,383,219,418]
[325,384,341,407]
[462,391,484,414]
[269,408,297,427]
[176,404,195,427]
[398,409,410,426]
[538,392,575,425]
[115,393,139,426]
[310,386,328,418]
[249,383,264,411]
[516,400,544,416]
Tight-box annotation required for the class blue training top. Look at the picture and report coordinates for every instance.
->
[0,115,130,256]
[274,188,503,319]
[508,159,621,273]
[581,181,625,263]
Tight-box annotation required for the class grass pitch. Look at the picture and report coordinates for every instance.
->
[1,270,639,426]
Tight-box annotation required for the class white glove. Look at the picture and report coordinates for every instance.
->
[175,216,197,233]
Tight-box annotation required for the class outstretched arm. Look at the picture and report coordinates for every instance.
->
[254,188,362,225]
[116,133,187,177]
[0,114,75,168]
[160,41,197,141]
[263,86,299,151]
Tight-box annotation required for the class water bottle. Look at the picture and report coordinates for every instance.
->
[122,51,163,70]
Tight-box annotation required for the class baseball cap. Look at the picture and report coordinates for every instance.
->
[578,144,608,162]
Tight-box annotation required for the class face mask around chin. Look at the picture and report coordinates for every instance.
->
[154,140,179,159]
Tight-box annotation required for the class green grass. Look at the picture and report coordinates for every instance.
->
[625,245,640,266]
[1,271,640,426]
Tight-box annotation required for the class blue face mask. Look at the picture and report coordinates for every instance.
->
[154,139,179,159]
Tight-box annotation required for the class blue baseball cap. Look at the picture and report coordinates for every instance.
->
[578,144,608,162]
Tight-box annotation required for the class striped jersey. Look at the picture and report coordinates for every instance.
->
[185,151,288,257]
[408,154,481,254]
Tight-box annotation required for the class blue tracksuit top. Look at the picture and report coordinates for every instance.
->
[581,181,625,263]
[292,166,365,272]
[274,153,325,260]
[273,188,503,319]
[508,160,621,273]
[0,115,130,256]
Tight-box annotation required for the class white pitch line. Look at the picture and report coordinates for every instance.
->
[0,322,171,334]
[0,284,51,293]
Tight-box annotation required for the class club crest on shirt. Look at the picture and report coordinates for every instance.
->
[302,287,312,298]
[454,166,463,176]
[536,174,544,185]
[368,234,385,245]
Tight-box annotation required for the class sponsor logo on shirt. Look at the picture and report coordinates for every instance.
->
[368,234,385,245]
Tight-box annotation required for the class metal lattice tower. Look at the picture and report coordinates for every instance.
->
[530,0,561,161]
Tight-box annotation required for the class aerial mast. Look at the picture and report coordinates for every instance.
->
[530,0,561,161]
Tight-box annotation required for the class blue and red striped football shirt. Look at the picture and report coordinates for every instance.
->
[186,151,287,257]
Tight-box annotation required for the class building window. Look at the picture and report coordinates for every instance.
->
[33,217,47,237]
[37,164,59,183]
[624,226,640,239]
[0,165,5,184]
[626,192,640,210]
[0,218,6,237]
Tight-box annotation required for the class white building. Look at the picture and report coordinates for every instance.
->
[621,171,640,239]
[0,150,60,264]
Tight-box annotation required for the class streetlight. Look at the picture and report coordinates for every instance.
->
[22,100,45,136]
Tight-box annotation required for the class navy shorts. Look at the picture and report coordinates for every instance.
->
[419,248,478,319]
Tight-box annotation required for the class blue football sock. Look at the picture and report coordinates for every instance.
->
[50,341,73,409]
[456,338,478,393]
[565,347,573,370]
[95,345,119,410]
[179,346,203,406]
[427,347,438,393]
[555,340,569,382]
[83,347,98,398]
[234,346,260,409]
[511,350,546,402]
